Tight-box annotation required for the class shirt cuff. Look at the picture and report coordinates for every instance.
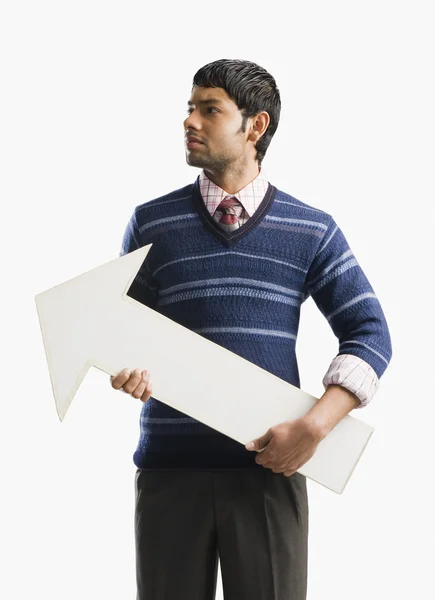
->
[322,354,379,408]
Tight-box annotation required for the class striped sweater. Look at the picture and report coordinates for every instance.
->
[121,174,392,469]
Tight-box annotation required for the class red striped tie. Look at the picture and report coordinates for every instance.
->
[214,196,244,232]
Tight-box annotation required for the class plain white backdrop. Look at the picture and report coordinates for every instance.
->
[1,1,434,598]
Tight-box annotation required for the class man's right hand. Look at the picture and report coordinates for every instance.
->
[110,368,153,403]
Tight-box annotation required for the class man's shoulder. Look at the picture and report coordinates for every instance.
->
[274,188,332,224]
[134,182,195,220]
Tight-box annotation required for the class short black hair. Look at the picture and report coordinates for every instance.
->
[192,59,281,166]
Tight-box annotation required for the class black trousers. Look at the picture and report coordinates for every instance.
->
[134,467,309,600]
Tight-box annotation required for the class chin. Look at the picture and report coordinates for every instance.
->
[186,156,205,168]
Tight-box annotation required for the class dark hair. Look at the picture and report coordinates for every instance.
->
[192,59,281,166]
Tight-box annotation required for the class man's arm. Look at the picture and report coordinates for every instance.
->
[120,207,158,307]
[247,214,393,472]
[300,214,393,435]
[303,214,393,409]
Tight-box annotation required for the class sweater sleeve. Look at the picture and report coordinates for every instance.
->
[120,209,142,257]
[303,215,392,406]
[119,208,158,310]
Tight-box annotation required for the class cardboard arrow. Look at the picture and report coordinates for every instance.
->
[35,245,374,493]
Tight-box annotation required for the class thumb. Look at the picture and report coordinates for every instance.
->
[245,429,273,451]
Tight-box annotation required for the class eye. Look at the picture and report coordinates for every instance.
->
[186,107,219,115]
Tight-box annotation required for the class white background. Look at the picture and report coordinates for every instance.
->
[1,1,434,598]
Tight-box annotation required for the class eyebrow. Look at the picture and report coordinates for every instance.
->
[187,98,225,107]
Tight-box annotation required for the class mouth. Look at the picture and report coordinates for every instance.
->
[187,141,204,149]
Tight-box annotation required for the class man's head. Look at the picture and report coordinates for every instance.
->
[184,59,281,173]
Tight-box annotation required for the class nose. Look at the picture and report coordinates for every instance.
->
[184,109,201,131]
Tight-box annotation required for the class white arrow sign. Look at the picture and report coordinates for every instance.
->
[35,245,374,494]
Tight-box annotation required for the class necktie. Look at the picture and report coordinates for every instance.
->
[213,196,244,232]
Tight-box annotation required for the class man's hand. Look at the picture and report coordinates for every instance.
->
[110,368,153,403]
[245,417,325,477]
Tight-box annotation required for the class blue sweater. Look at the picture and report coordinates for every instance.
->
[121,176,392,469]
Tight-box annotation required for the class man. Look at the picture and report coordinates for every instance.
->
[111,59,392,600]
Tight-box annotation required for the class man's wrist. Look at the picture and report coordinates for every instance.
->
[302,412,330,441]
[302,384,361,439]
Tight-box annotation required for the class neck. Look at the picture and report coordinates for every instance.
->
[204,161,261,195]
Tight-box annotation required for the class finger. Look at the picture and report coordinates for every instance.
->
[283,470,295,477]
[260,462,275,471]
[122,368,143,394]
[271,464,288,473]
[256,449,274,464]
[140,378,153,403]
[111,369,132,391]
[131,370,151,400]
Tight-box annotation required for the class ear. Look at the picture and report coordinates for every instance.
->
[250,111,270,143]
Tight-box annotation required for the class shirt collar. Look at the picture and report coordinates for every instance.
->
[198,167,269,218]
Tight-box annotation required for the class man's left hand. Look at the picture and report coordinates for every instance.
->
[245,417,325,476]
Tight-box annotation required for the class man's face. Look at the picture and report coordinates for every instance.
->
[183,86,251,171]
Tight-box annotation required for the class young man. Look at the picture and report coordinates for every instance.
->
[111,59,392,600]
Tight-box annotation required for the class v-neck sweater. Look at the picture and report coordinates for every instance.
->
[120,176,392,469]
